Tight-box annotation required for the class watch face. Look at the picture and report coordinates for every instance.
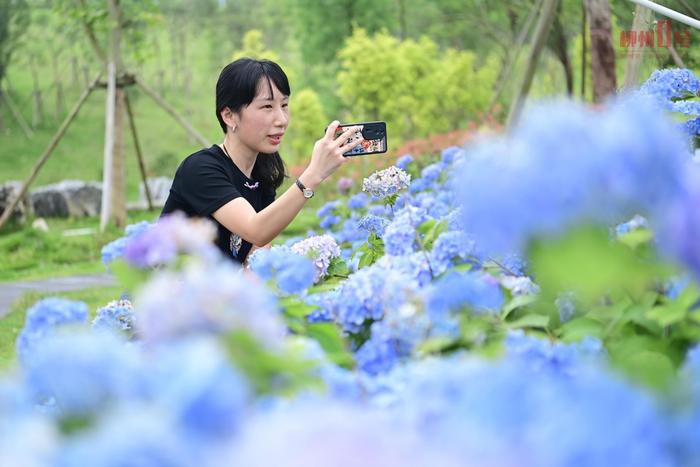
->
[303,188,314,198]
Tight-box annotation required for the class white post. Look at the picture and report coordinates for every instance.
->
[628,0,700,30]
[100,61,116,232]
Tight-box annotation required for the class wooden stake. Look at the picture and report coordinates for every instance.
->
[0,75,100,231]
[100,61,117,232]
[134,75,210,147]
[487,0,543,116]
[506,0,560,129]
[124,91,154,210]
[0,84,34,138]
[622,5,652,90]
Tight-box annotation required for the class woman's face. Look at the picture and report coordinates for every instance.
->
[236,79,289,155]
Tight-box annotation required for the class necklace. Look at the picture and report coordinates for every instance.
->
[221,142,259,190]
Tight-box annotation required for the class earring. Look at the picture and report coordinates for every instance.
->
[231,125,237,134]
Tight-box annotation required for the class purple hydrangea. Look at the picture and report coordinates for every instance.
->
[291,235,342,282]
[362,166,411,199]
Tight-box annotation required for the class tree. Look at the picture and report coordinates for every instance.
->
[0,0,28,130]
[336,29,496,143]
[585,0,616,102]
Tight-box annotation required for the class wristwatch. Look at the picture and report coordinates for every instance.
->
[295,178,314,199]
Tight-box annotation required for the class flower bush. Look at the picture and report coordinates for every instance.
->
[4,68,700,466]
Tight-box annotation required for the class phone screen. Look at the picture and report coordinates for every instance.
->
[334,122,387,156]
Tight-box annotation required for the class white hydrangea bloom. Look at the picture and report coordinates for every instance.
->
[362,166,411,199]
[291,234,341,282]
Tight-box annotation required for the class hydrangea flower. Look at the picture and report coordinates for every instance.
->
[358,214,389,237]
[135,260,285,347]
[420,163,443,183]
[615,214,649,236]
[500,275,540,296]
[291,234,342,282]
[316,200,341,218]
[640,68,700,102]
[395,154,414,170]
[424,271,504,318]
[331,265,415,333]
[452,97,689,256]
[16,298,89,364]
[22,331,145,417]
[225,401,464,467]
[320,214,342,230]
[337,177,354,195]
[122,212,219,268]
[347,192,369,210]
[248,245,316,294]
[429,230,477,275]
[101,221,151,265]
[362,166,411,199]
[92,299,135,334]
[441,146,462,164]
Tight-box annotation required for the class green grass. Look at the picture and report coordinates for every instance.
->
[0,209,159,282]
[0,285,125,369]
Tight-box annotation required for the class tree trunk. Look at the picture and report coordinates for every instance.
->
[112,86,127,226]
[622,5,652,90]
[581,1,587,99]
[102,0,127,230]
[584,0,617,102]
[550,15,574,95]
[52,52,64,120]
[30,56,43,128]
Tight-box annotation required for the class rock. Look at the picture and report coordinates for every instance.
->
[31,180,102,218]
[32,217,49,232]
[0,181,33,223]
[139,176,172,208]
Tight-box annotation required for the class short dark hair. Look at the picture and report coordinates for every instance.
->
[215,58,290,191]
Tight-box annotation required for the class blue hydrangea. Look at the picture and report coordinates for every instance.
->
[332,265,414,333]
[101,221,151,266]
[248,245,316,294]
[135,261,285,346]
[684,117,700,136]
[16,298,89,364]
[429,231,477,275]
[383,355,672,467]
[92,299,135,333]
[316,200,340,218]
[22,331,144,417]
[424,271,504,318]
[409,177,430,193]
[347,192,369,210]
[395,154,414,170]
[453,97,689,256]
[145,338,250,440]
[54,407,190,467]
[358,214,389,237]
[320,214,342,230]
[420,163,443,183]
[334,216,368,243]
[615,214,648,236]
[441,146,462,164]
[640,68,700,101]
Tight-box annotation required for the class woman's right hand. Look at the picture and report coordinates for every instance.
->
[301,121,362,189]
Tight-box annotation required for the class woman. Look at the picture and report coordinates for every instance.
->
[161,58,360,264]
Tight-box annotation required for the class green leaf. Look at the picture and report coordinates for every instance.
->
[617,228,653,249]
[558,317,604,342]
[501,294,538,319]
[506,314,549,329]
[306,322,354,368]
[416,336,459,355]
[529,226,657,303]
[646,305,687,327]
[326,257,350,277]
[612,350,676,390]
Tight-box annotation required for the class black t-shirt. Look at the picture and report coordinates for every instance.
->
[161,144,276,263]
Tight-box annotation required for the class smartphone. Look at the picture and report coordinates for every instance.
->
[333,121,387,156]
